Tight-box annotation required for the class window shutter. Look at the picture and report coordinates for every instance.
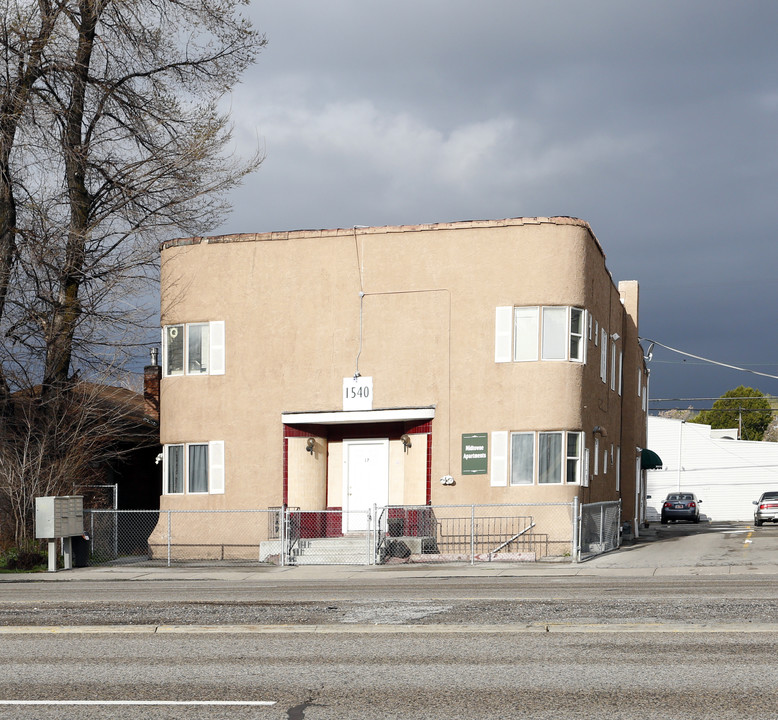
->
[494,307,512,363]
[490,431,508,486]
[161,328,167,378]
[209,440,225,494]
[209,321,225,376]
[162,445,169,495]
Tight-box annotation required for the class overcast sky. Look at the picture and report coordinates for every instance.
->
[213,1,778,410]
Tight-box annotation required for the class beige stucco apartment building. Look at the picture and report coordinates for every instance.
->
[155,216,650,558]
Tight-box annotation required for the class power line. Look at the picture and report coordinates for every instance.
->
[639,338,778,381]
[651,397,777,402]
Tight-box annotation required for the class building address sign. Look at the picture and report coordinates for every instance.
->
[343,376,373,411]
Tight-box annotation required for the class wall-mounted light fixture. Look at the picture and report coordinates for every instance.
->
[401,434,412,453]
[306,437,315,455]
[611,332,620,341]
[593,426,607,438]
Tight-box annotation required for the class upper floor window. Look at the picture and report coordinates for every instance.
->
[600,328,608,382]
[163,321,225,377]
[495,306,585,363]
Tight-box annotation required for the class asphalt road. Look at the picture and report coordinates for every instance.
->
[3,630,778,719]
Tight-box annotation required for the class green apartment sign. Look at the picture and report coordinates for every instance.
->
[461,433,488,475]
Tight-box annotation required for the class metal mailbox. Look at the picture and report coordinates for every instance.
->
[35,496,84,539]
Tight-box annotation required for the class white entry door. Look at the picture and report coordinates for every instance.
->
[343,439,389,532]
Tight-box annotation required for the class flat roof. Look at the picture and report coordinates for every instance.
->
[161,216,603,256]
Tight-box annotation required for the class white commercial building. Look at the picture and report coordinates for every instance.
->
[646,416,778,522]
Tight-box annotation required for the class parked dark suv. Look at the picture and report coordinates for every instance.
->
[660,492,702,524]
[753,492,778,526]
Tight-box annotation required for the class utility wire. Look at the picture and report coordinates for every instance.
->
[639,338,778,381]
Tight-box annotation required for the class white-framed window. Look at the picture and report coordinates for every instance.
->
[616,446,621,491]
[594,320,599,346]
[495,306,586,364]
[600,328,608,382]
[501,431,583,485]
[618,351,623,396]
[637,368,642,397]
[569,308,584,361]
[162,321,225,377]
[583,448,590,487]
[514,307,539,362]
[594,438,600,475]
[541,307,567,360]
[538,432,563,484]
[163,441,225,495]
[566,432,583,484]
[510,432,534,485]
[610,341,617,391]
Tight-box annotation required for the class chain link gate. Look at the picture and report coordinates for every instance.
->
[577,500,622,561]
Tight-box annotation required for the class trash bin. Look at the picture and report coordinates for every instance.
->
[72,534,90,567]
[387,518,405,537]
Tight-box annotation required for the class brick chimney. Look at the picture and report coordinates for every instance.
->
[144,348,161,422]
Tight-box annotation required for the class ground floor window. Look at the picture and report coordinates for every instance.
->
[502,431,583,486]
[164,441,224,495]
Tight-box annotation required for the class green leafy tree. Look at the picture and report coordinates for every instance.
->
[689,386,773,441]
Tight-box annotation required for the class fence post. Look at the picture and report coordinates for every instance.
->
[280,504,287,567]
[370,504,377,566]
[470,504,475,566]
[572,496,579,563]
[599,504,605,548]
[166,510,171,568]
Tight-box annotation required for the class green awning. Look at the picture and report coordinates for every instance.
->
[640,448,663,469]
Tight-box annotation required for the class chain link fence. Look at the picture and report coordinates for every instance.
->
[577,500,622,562]
[84,509,279,566]
[376,503,575,564]
[81,500,620,567]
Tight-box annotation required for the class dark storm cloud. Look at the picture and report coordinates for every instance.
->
[217,1,778,406]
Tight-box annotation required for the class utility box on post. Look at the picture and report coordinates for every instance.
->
[35,496,84,572]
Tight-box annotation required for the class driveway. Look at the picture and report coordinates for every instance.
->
[589,520,778,570]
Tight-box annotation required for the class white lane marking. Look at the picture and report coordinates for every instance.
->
[0,701,275,706]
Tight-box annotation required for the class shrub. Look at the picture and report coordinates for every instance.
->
[1,546,48,571]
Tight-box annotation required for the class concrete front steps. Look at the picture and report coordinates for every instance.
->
[290,535,373,565]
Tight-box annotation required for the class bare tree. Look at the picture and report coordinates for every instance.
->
[0,378,158,546]
[0,0,265,545]
[0,0,64,410]
[1,0,264,394]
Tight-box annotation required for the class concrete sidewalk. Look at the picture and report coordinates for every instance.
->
[4,557,778,582]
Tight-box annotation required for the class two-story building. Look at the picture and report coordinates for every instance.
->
[153,216,649,560]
